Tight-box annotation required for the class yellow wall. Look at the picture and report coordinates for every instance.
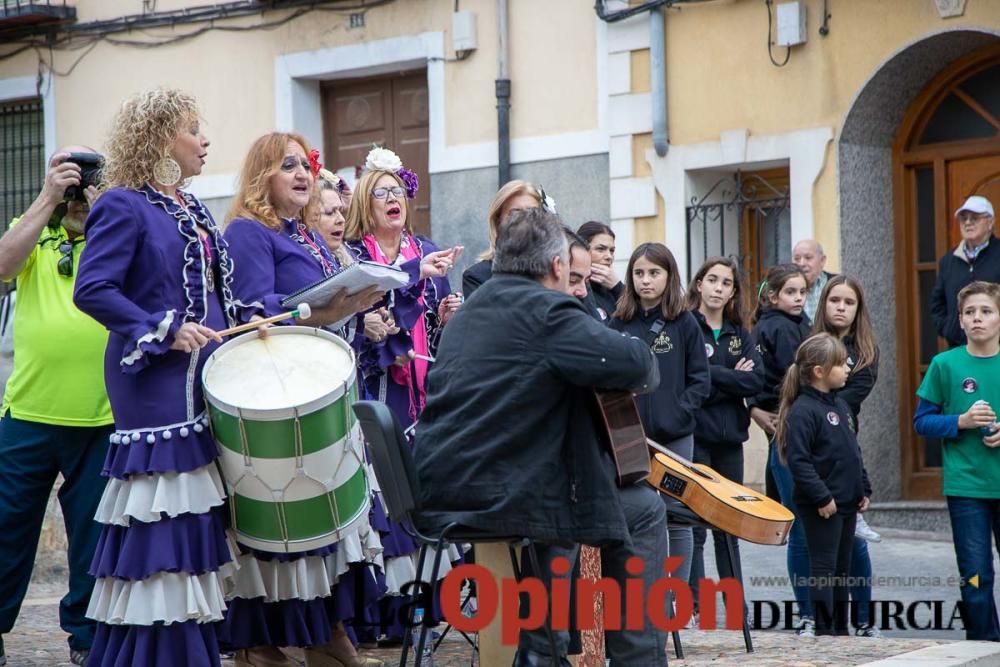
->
[0,0,597,173]
[645,0,1000,267]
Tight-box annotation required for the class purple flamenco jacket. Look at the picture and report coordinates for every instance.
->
[348,235,449,427]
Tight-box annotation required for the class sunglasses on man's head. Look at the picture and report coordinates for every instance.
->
[57,240,75,277]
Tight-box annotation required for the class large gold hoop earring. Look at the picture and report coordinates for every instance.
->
[153,156,181,187]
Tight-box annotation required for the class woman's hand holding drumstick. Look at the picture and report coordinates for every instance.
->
[171,322,224,353]
[216,303,314,338]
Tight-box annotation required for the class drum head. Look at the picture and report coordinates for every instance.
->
[203,326,354,414]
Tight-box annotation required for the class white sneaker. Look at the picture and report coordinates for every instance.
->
[685,611,700,629]
[796,618,815,637]
[855,624,882,638]
[855,515,882,542]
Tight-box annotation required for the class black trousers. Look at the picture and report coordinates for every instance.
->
[797,506,857,636]
[689,438,744,611]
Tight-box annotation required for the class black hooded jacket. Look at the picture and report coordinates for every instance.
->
[783,385,872,509]
[610,308,710,443]
[691,310,764,446]
[749,308,812,413]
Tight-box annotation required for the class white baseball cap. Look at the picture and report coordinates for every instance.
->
[955,195,994,218]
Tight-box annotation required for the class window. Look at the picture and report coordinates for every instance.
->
[0,97,45,231]
[685,167,790,288]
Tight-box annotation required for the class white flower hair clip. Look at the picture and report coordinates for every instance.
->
[537,184,557,213]
[364,146,419,198]
[365,147,403,173]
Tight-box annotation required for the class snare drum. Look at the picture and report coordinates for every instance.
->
[202,326,370,553]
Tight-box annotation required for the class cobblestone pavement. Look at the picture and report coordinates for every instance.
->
[0,601,948,667]
[4,528,991,666]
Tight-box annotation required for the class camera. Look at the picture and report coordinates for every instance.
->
[63,152,104,202]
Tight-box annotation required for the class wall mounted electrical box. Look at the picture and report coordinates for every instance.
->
[776,2,807,47]
[452,10,477,53]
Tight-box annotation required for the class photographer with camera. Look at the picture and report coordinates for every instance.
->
[0,147,112,667]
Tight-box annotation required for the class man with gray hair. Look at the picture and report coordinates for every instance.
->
[792,239,833,321]
[930,195,1000,348]
[415,208,667,666]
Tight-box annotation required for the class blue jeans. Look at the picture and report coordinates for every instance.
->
[768,443,811,619]
[0,414,112,650]
[770,443,874,626]
[946,496,1000,641]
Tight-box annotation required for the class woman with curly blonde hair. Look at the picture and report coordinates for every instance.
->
[74,88,251,666]
[221,133,384,667]
[461,179,547,296]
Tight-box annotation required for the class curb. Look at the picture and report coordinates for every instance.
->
[859,641,1000,666]
[870,526,952,543]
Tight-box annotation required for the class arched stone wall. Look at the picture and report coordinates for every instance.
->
[838,29,1000,500]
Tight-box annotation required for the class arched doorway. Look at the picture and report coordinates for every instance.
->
[895,45,1000,498]
[839,30,1000,510]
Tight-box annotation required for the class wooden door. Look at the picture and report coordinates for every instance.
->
[322,71,431,236]
[738,167,790,290]
[895,46,1000,498]
[947,156,1000,247]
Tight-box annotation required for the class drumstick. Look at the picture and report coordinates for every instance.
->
[216,303,312,338]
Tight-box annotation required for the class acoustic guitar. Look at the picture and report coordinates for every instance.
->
[648,441,794,545]
[594,390,651,486]
[594,390,793,545]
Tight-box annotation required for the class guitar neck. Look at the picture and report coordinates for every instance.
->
[646,437,715,482]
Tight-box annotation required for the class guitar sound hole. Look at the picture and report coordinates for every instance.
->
[659,472,687,496]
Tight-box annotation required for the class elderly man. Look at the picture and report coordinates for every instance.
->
[0,149,112,667]
[792,239,834,321]
[930,196,1000,348]
[416,209,667,666]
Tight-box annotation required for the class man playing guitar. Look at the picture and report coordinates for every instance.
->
[414,209,669,666]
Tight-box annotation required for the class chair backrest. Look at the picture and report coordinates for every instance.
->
[352,400,420,524]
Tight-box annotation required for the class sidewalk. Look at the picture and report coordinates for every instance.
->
[6,528,1000,666]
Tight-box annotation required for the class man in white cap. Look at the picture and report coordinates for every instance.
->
[930,195,1000,347]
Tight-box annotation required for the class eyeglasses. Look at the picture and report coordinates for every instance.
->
[281,157,311,173]
[958,212,992,224]
[57,240,76,277]
[372,186,405,200]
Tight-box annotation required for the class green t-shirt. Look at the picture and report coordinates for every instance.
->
[1,220,113,426]
[917,346,1000,498]
[712,328,722,342]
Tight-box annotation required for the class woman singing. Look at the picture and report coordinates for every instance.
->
[222,133,384,667]
[343,147,462,645]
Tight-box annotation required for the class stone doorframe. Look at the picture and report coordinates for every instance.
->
[645,127,833,279]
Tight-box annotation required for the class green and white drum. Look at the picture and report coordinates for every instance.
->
[202,326,369,553]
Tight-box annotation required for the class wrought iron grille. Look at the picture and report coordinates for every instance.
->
[684,170,791,284]
[0,97,45,232]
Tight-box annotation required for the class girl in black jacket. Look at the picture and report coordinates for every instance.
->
[685,257,763,625]
[577,221,624,323]
[749,263,815,633]
[776,333,872,636]
[610,243,710,590]
[812,274,882,635]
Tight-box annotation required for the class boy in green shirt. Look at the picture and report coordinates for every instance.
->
[914,280,1000,640]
